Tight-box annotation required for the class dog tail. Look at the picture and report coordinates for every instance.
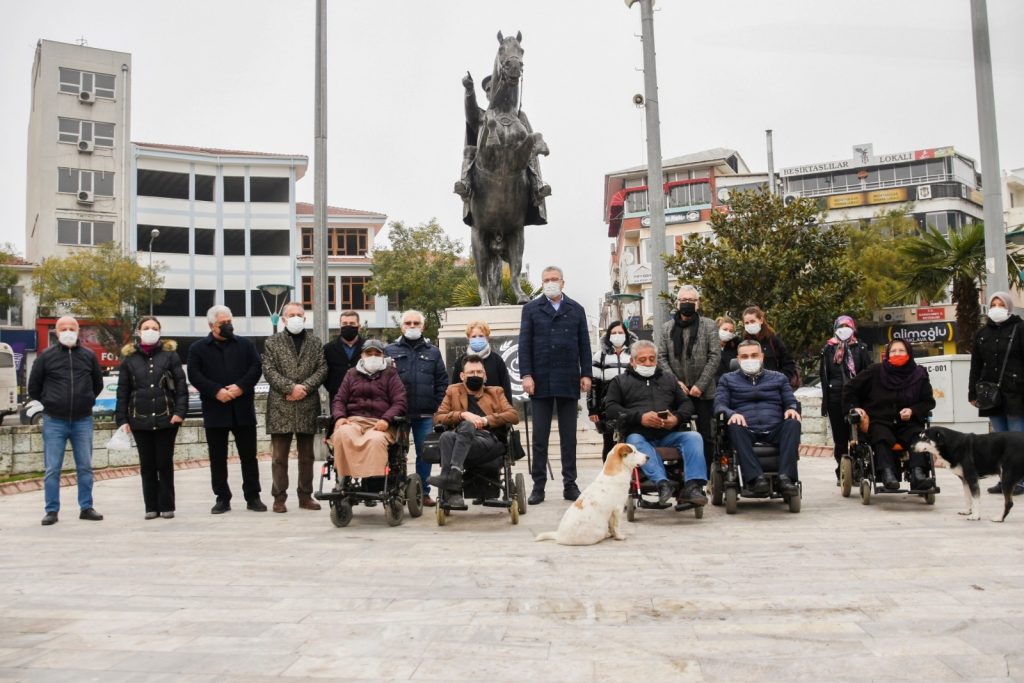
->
[534,531,557,542]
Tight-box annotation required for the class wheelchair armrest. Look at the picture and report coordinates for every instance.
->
[390,416,409,427]
[317,414,333,432]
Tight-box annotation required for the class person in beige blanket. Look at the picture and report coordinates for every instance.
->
[330,340,408,478]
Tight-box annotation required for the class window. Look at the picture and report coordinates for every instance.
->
[0,286,24,326]
[340,276,373,309]
[57,118,114,147]
[57,168,114,196]
[224,229,246,256]
[57,218,113,246]
[195,228,214,255]
[194,289,214,316]
[625,189,648,214]
[137,225,189,254]
[301,228,313,256]
[300,228,369,256]
[924,212,960,236]
[195,175,214,202]
[136,170,189,199]
[301,276,338,310]
[224,177,244,202]
[667,182,711,209]
[249,177,289,203]
[250,230,290,256]
[58,67,115,99]
[224,289,246,316]
[153,288,190,316]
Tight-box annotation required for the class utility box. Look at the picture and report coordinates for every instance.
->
[917,354,988,434]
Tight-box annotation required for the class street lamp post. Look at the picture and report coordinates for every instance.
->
[257,284,293,336]
[148,228,159,316]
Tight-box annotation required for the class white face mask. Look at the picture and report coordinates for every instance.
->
[835,327,854,341]
[58,330,78,347]
[744,322,762,336]
[609,333,627,348]
[361,356,385,374]
[139,329,161,346]
[403,327,422,341]
[739,359,763,375]
[542,281,562,299]
[285,316,305,334]
[989,306,1009,323]
[719,329,735,342]
[633,364,656,378]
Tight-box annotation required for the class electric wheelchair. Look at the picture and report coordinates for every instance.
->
[712,411,802,514]
[840,409,938,506]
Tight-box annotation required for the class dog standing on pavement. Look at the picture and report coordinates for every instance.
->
[914,426,1024,522]
[535,443,648,545]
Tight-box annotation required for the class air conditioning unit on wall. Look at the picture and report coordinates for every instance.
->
[78,89,94,104]
[77,190,94,204]
[77,140,94,154]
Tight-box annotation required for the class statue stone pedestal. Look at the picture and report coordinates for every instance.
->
[439,305,525,401]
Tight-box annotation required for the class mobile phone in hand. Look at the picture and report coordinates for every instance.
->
[657,410,670,419]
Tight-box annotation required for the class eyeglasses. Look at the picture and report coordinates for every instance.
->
[677,298,698,304]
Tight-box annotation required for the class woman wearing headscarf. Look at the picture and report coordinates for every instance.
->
[843,338,935,491]
[820,315,873,482]
[970,291,1024,496]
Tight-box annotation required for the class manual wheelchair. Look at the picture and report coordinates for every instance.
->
[840,409,938,506]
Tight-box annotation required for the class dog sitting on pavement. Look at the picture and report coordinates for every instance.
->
[914,426,1024,522]
[535,443,648,545]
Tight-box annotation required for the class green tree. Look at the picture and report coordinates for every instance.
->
[31,242,165,350]
[897,222,1024,353]
[0,243,21,312]
[366,219,469,338]
[450,263,536,307]
[663,188,865,380]
[843,207,919,311]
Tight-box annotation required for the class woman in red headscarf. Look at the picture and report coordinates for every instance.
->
[820,315,873,483]
[843,338,935,491]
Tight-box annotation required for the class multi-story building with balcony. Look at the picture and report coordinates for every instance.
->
[1004,167,1024,240]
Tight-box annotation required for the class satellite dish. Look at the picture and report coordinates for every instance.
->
[717,187,731,203]
[623,250,635,265]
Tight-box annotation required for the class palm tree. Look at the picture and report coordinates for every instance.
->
[898,223,1023,353]
[450,264,536,307]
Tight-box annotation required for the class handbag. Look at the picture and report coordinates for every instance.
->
[508,428,527,461]
[975,325,1016,411]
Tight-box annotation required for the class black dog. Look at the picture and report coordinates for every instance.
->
[914,426,1024,522]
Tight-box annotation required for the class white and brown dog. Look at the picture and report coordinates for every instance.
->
[535,443,648,545]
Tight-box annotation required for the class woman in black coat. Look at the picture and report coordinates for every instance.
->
[715,315,738,379]
[449,320,513,404]
[587,321,637,460]
[741,306,799,388]
[970,291,1024,495]
[843,338,935,491]
[820,315,873,480]
[115,316,188,519]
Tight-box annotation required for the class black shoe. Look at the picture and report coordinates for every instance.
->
[211,499,231,514]
[448,492,465,508]
[1013,482,1024,496]
[834,466,841,487]
[563,483,582,501]
[363,498,377,507]
[656,480,675,505]
[79,508,103,521]
[911,467,934,490]
[677,481,708,506]
[777,475,799,496]
[880,468,900,490]
[41,512,58,526]
[246,498,268,512]
[428,470,463,492]
[748,476,769,495]
[988,482,1003,494]
[528,488,545,505]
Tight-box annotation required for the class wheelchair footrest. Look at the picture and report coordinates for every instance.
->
[638,499,672,510]
[440,503,469,512]
[314,491,344,501]
[480,499,512,508]
[740,489,770,499]
[673,502,701,512]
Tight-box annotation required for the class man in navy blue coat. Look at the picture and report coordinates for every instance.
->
[187,305,266,514]
[518,266,593,504]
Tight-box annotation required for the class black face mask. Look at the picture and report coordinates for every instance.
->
[339,326,359,342]
[678,302,696,317]
[218,322,235,339]
[464,376,485,392]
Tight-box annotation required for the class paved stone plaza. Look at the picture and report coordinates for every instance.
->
[0,455,1023,682]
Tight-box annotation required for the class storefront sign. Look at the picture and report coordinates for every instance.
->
[783,146,957,177]
[916,307,945,322]
[625,264,652,285]
[641,210,703,227]
[826,193,865,209]
[867,187,908,204]
[970,189,984,206]
[888,321,954,345]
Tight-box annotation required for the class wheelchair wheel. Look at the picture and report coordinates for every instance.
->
[435,501,447,526]
[725,487,738,515]
[406,475,424,518]
[384,498,404,527]
[925,491,936,505]
[788,493,801,513]
[860,479,872,505]
[694,504,704,519]
[711,468,724,507]
[330,500,352,528]
[626,493,636,522]
[515,473,527,515]
[839,457,852,497]
[509,499,520,525]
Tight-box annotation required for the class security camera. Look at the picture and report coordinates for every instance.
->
[632,93,645,106]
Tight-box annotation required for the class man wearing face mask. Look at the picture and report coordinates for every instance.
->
[518,265,593,504]
[261,302,328,513]
[657,285,722,470]
[188,305,266,514]
[715,339,802,496]
[430,355,520,508]
[324,310,364,402]
[386,310,449,506]
[29,316,105,525]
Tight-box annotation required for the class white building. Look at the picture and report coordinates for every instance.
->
[1004,167,1024,238]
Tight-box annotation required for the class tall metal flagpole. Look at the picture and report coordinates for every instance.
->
[313,0,329,345]
[627,0,668,333]
[971,0,1008,295]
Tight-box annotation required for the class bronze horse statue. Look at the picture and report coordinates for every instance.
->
[455,31,550,306]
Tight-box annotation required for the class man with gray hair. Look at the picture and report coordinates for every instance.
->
[386,309,449,506]
[29,316,105,525]
[188,305,266,514]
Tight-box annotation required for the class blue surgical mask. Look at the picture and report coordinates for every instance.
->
[469,337,488,353]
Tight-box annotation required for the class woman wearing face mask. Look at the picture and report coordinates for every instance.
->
[450,321,513,404]
[716,315,738,380]
[820,316,873,482]
[970,292,1024,496]
[115,316,188,519]
[843,338,936,491]
[587,321,637,460]
[741,306,799,389]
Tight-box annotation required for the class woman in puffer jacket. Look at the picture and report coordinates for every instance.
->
[115,316,188,519]
[587,321,637,460]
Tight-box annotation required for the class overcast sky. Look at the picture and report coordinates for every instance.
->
[2,1,1022,320]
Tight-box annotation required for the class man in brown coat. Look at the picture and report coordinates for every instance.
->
[430,355,519,507]
[262,301,328,513]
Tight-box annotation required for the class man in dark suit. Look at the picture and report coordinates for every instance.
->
[518,266,592,504]
[323,309,364,402]
[187,305,266,514]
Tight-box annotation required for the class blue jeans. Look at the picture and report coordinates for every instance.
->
[625,431,706,484]
[42,415,95,513]
[990,415,1024,432]
[409,417,434,495]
